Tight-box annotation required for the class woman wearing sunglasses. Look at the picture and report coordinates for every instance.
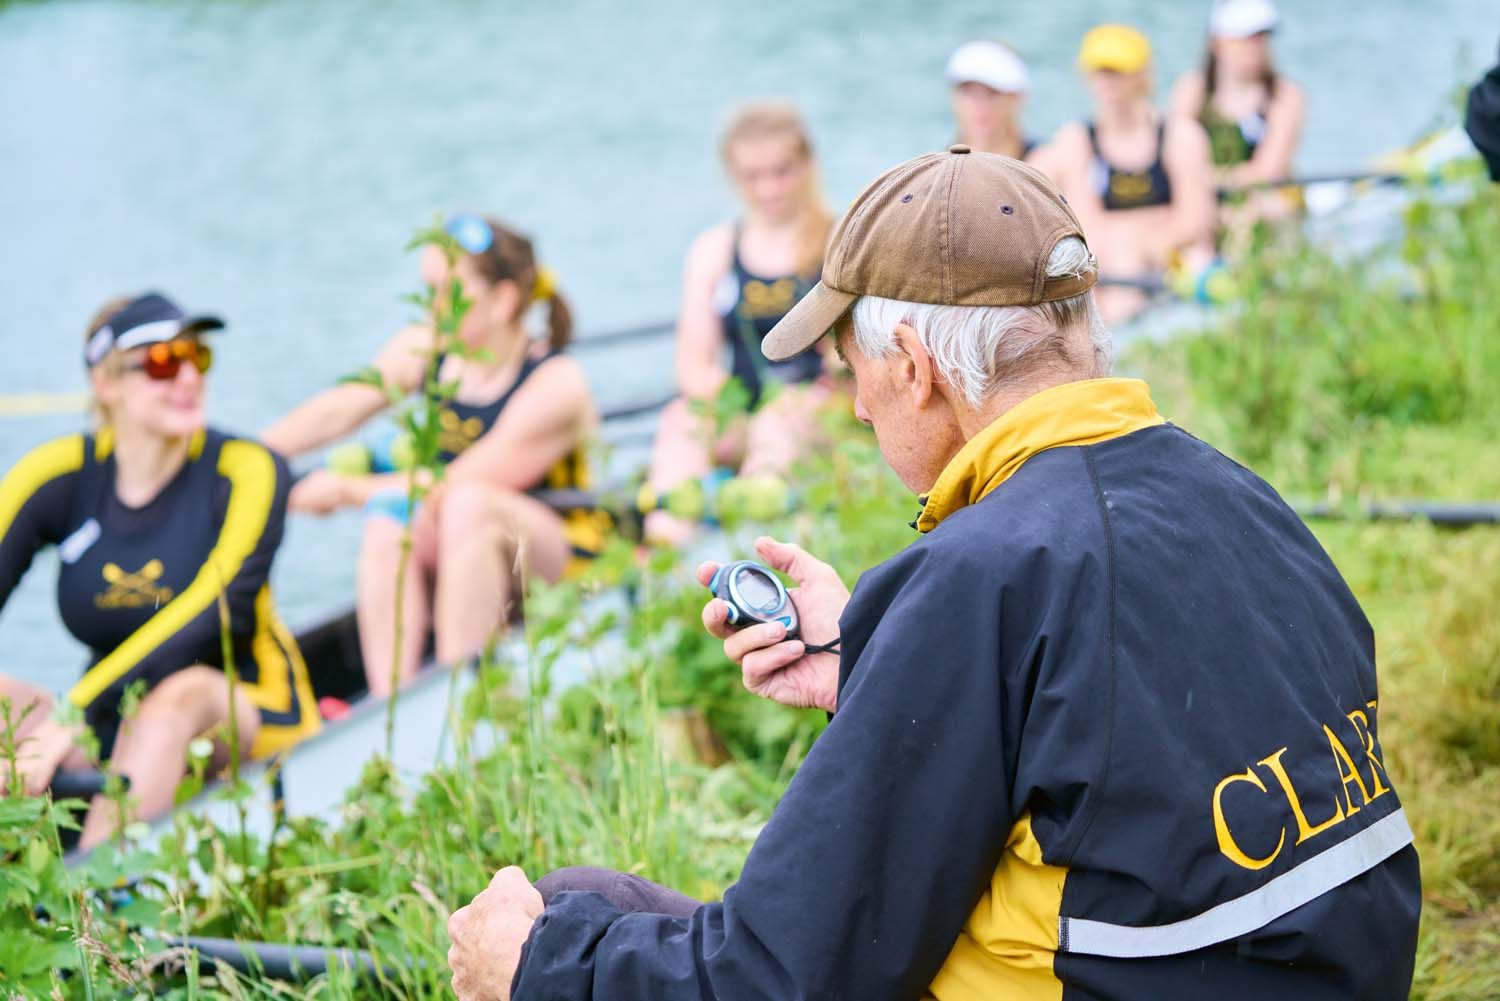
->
[262,216,598,695]
[0,292,319,847]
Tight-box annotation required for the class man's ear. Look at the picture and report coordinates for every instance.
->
[892,322,936,408]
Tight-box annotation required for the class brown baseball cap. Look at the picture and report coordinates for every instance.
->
[762,145,1097,362]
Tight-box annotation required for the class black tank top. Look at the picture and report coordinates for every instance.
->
[433,351,590,499]
[715,227,823,405]
[1088,121,1173,211]
[435,351,552,464]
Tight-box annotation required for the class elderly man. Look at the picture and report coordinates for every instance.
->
[449,147,1422,1000]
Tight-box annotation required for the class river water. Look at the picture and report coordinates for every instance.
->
[0,0,1491,688]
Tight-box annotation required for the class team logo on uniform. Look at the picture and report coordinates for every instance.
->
[739,278,798,319]
[437,408,486,456]
[94,559,174,609]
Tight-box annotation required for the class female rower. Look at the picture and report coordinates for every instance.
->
[643,101,835,546]
[261,216,599,694]
[1169,0,1304,188]
[1029,24,1217,323]
[946,40,1035,160]
[0,293,318,847]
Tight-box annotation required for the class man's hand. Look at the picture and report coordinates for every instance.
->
[448,866,544,1001]
[699,536,850,713]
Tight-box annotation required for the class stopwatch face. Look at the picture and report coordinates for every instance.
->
[735,567,782,611]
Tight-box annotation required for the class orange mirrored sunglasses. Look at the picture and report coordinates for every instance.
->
[123,338,213,381]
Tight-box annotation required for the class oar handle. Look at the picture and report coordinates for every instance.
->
[49,770,129,798]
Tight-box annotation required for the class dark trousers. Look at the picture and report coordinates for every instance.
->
[535,866,702,918]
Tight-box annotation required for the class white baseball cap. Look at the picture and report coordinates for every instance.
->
[1209,0,1279,38]
[946,40,1029,94]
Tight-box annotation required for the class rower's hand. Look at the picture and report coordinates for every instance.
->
[288,470,350,516]
[448,865,543,1001]
[699,536,849,713]
[0,719,75,797]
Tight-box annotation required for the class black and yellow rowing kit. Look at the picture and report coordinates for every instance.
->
[1087,120,1173,210]
[715,225,825,406]
[511,379,1420,1001]
[0,428,319,759]
[430,349,608,562]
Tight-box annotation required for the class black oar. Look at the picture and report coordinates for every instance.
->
[156,934,400,982]
[1294,500,1500,527]
[49,769,129,798]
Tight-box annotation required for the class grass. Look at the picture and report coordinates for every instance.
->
[1,182,1496,998]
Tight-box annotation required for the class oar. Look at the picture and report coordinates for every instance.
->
[1218,171,1408,197]
[49,769,129,799]
[1294,500,1500,527]
[160,934,395,981]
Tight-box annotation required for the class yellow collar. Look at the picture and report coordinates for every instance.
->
[916,378,1164,532]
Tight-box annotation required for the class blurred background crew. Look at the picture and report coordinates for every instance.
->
[262,217,598,695]
[946,39,1035,160]
[0,293,317,848]
[1030,24,1217,323]
[643,102,835,547]
[1170,0,1304,187]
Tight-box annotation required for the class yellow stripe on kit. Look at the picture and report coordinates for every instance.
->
[0,435,83,540]
[71,440,278,710]
[246,586,321,759]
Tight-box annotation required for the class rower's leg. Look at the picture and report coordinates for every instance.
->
[642,397,715,546]
[741,382,830,477]
[357,511,434,697]
[79,665,259,849]
[432,483,569,665]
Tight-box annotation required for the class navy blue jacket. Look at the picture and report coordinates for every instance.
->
[512,379,1420,1000]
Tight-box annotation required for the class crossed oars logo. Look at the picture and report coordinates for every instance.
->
[94,559,174,609]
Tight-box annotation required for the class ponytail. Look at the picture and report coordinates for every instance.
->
[545,290,573,351]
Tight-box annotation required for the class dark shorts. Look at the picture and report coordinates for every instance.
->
[534,866,701,919]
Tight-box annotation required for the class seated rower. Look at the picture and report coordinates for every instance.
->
[1030,24,1217,323]
[0,293,318,848]
[946,39,1036,160]
[1169,0,1306,228]
[262,216,600,695]
[643,102,835,547]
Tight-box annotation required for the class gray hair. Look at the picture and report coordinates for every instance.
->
[849,237,1112,406]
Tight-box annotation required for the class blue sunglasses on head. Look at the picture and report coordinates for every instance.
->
[446,214,494,255]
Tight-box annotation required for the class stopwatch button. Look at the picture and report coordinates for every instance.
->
[725,605,741,625]
[776,616,792,628]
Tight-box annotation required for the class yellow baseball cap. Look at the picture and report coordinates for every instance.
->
[1077,24,1152,74]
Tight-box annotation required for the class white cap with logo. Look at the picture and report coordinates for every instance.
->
[945,40,1029,94]
[1209,0,1280,38]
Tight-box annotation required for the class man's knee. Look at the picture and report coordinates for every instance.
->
[534,866,701,918]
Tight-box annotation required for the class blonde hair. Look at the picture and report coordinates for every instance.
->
[719,101,833,277]
[84,294,135,425]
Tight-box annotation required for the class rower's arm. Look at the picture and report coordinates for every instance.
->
[673,225,733,402]
[261,325,432,458]
[1164,116,1219,256]
[444,356,595,493]
[1223,81,1306,186]
[512,556,1015,1001]
[68,442,289,714]
[0,436,82,616]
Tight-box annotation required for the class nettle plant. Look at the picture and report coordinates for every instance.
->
[341,221,491,754]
